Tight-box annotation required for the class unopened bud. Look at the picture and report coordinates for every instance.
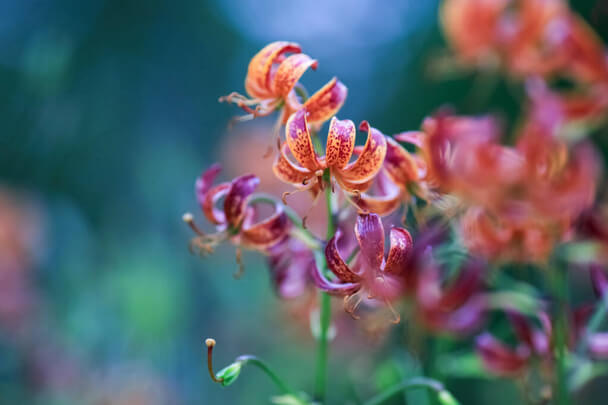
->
[216,361,243,387]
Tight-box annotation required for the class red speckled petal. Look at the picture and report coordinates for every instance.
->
[337,121,387,184]
[303,78,348,124]
[285,109,323,171]
[355,213,385,270]
[384,227,413,275]
[273,143,314,186]
[241,204,290,249]
[202,183,230,225]
[384,137,421,186]
[325,231,363,283]
[273,53,318,97]
[311,260,361,296]
[224,174,260,228]
[325,117,356,169]
[245,41,301,99]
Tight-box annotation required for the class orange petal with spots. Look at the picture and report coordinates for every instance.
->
[245,41,301,99]
[285,109,323,171]
[326,117,356,169]
[384,137,420,186]
[337,121,387,184]
[273,53,318,98]
[273,143,314,186]
[303,78,348,124]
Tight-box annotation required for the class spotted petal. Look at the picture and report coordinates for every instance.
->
[241,204,290,249]
[384,227,413,275]
[384,137,420,186]
[355,213,385,270]
[303,78,348,124]
[311,261,361,296]
[202,183,231,225]
[325,117,356,169]
[273,143,314,186]
[224,174,260,229]
[285,109,323,171]
[245,41,301,99]
[273,53,318,97]
[325,231,362,283]
[337,121,387,184]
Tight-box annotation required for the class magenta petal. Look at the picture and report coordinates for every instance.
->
[195,163,222,207]
[475,333,530,376]
[506,311,535,350]
[311,262,361,296]
[384,227,413,275]
[589,332,608,359]
[590,263,608,298]
[325,232,362,283]
[223,174,260,228]
[355,213,385,270]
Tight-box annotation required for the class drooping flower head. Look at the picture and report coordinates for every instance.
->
[221,42,347,126]
[273,108,387,202]
[312,213,413,322]
[184,164,290,276]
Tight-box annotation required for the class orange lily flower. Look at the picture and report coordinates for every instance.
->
[220,41,347,126]
[273,109,387,199]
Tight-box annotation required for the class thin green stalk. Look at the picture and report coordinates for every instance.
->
[235,355,298,397]
[363,377,454,405]
[315,180,335,401]
[551,264,571,405]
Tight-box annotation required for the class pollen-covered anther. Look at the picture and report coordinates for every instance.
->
[205,337,224,383]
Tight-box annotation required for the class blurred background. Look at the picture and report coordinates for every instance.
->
[1,0,608,404]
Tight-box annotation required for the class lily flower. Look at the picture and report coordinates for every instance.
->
[183,164,290,276]
[312,213,413,323]
[220,41,347,126]
[273,108,387,201]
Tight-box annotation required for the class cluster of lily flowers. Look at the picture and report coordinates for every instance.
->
[185,0,608,402]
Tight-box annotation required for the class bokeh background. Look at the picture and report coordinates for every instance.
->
[2,0,608,404]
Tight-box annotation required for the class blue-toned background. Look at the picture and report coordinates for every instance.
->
[1,0,607,403]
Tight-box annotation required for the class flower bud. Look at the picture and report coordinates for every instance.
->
[216,361,243,387]
[438,390,460,405]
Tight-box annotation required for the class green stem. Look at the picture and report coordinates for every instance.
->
[362,377,452,405]
[235,355,297,396]
[551,264,571,405]
[314,173,335,402]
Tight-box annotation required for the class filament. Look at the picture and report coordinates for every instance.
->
[234,247,245,279]
[205,338,224,383]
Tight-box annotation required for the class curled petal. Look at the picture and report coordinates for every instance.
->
[356,171,405,216]
[241,205,290,249]
[384,227,413,275]
[245,41,301,99]
[437,259,483,310]
[590,263,608,298]
[202,183,231,225]
[325,117,356,169]
[384,137,420,186]
[393,131,425,148]
[589,333,608,360]
[224,175,260,229]
[337,121,387,184]
[303,78,348,124]
[273,143,314,186]
[355,213,385,270]
[273,54,318,97]
[475,333,530,376]
[196,164,222,203]
[285,109,322,171]
[311,261,361,296]
[325,232,362,283]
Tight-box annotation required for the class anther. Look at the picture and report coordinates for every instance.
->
[205,337,224,383]
[183,212,205,236]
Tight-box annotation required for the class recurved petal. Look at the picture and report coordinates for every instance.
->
[356,172,405,216]
[245,41,301,99]
[224,174,260,229]
[196,163,222,203]
[384,227,413,275]
[202,183,231,225]
[303,78,348,124]
[311,260,361,296]
[273,143,314,186]
[325,232,362,283]
[384,137,420,186]
[393,131,425,148]
[273,54,318,97]
[285,109,322,171]
[355,213,385,270]
[241,205,290,249]
[337,121,387,184]
[326,117,356,169]
[475,333,531,376]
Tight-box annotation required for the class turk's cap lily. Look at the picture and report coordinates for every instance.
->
[273,109,387,197]
[226,41,347,125]
[190,164,290,251]
[267,238,315,299]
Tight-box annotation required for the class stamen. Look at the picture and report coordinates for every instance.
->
[205,338,224,383]
[183,212,204,236]
[234,247,245,279]
[344,293,363,320]
[385,300,401,324]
